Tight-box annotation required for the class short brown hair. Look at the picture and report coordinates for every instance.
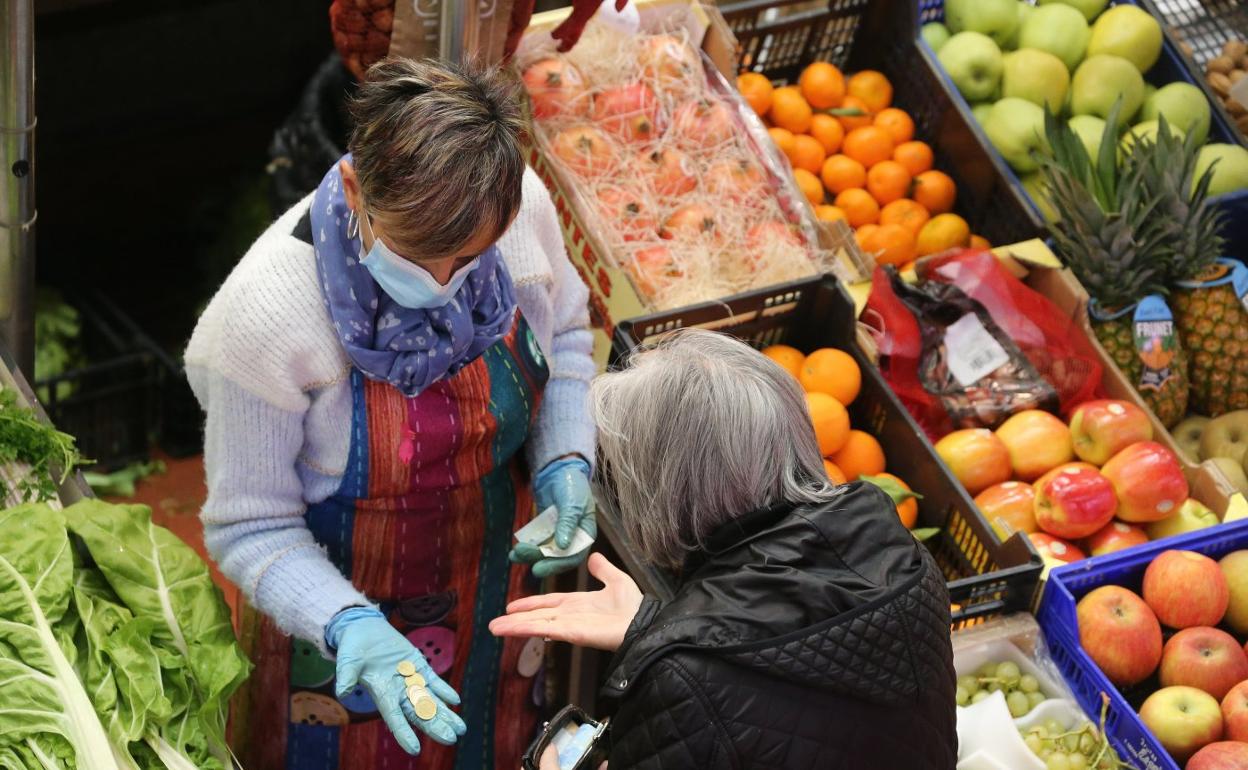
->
[348,58,526,261]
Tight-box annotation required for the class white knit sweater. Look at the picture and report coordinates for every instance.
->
[185,168,596,652]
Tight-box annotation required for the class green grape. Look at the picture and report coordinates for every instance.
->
[1061,733,1080,752]
[958,675,980,695]
[1040,744,1056,758]
[1045,720,1065,737]
[1007,691,1031,717]
[956,686,970,706]
[1019,674,1040,693]
[1046,754,1071,770]
[997,661,1022,683]
[1078,732,1096,754]
[1028,691,1047,708]
[978,663,999,678]
[1024,734,1044,755]
[1068,754,1088,770]
[971,690,990,704]
[987,680,1003,693]
[1032,726,1049,739]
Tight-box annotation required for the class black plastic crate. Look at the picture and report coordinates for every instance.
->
[608,275,1043,629]
[720,0,1043,247]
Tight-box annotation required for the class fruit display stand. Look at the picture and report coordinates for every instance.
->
[722,0,1046,250]
[917,0,1248,241]
[608,274,1043,628]
[1035,519,1248,769]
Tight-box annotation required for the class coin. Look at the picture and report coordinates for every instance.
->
[404,673,427,689]
[414,694,438,720]
[397,661,417,677]
[406,684,424,705]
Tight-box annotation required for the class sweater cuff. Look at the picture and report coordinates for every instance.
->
[529,374,596,472]
[253,544,374,657]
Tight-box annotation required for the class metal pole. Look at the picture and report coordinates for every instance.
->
[0,0,36,377]
[439,0,481,64]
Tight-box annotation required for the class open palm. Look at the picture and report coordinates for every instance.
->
[489,553,643,652]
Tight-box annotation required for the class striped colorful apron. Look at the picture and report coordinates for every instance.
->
[233,311,548,770]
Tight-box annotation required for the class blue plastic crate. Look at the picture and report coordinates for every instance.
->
[917,0,1248,254]
[1036,519,1248,770]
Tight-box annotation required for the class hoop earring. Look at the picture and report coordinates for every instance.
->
[346,210,360,240]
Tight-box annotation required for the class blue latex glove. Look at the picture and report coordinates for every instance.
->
[510,456,595,578]
[326,607,466,755]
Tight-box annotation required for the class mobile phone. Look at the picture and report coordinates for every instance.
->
[522,704,609,770]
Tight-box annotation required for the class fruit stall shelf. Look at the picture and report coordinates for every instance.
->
[608,274,1044,629]
[1036,519,1248,770]
[916,0,1248,251]
[721,0,1044,248]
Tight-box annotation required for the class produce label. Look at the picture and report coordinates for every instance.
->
[1234,261,1248,314]
[1133,295,1179,392]
[944,313,1010,387]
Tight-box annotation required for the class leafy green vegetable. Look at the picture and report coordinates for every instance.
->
[0,389,86,504]
[83,462,166,500]
[33,290,84,405]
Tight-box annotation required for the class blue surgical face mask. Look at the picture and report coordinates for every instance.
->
[357,209,480,310]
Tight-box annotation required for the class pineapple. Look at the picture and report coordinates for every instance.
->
[1141,118,1247,416]
[1038,106,1190,427]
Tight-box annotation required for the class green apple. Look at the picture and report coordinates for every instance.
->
[1141,83,1212,146]
[1212,457,1248,496]
[922,21,952,52]
[1071,55,1145,127]
[1019,4,1090,71]
[984,97,1050,172]
[1002,49,1070,110]
[1120,120,1182,155]
[1038,0,1109,23]
[945,0,1021,48]
[1087,5,1163,73]
[1022,172,1061,222]
[972,102,995,124]
[939,32,1005,102]
[1146,498,1220,540]
[1195,144,1248,196]
[1069,115,1109,159]
[1003,2,1033,50]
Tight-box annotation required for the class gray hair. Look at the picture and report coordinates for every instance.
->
[347,57,526,261]
[591,329,841,571]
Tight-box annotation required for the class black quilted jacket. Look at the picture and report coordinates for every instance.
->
[601,482,958,770]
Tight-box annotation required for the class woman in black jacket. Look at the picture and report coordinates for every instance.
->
[491,330,958,770]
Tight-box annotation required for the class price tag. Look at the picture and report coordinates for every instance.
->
[944,313,1010,387]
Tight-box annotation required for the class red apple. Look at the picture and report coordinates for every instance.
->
[645,148,698,197]
[1222,681,1248,743]
[1029,532,1086,563]
[1220,550,1248,636]
[1083,520,1149,557]
[672,99,736,146]
[1144,550,1230,629]
[976,481,1039,539]
[994,409,1074,481]
[639,34,703,88]
[1033,463,1118,540]
[1139,686,1224,763]
[704,158,767,203]
[1160,627,1248,700]
[1101,441,1189,523]
[625,246,681,299]
[934,429,1012,495]
[660,204,717,239]
[1188,741,1248,770]
[596,185,657,241]
[522,58,587,119]
[1068,399,1154,465]
[746,220,801,249]
[551,125,616,177]
[1076,585,1163,686]
[592,83,660,143]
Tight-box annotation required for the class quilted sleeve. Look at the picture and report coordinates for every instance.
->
[608,657,736,770]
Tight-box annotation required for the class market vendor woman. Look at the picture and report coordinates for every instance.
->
[186,58,596,770]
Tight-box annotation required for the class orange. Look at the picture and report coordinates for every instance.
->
[970,234,991,250]
[737,72,774,117]
[865,160,912,205]
[876,472,918,528]
[858,223,917,266]
[808,114,845,155]
[799,61,847,110]
[769,86,813,134]
[790,134,827,174]
[879,198,931,236]
[874,107,915,144]
[761,344,805,379]
[900,260,917,274]
[916,213,972,257]
[893,140,935,176]
[820,154,866,195]
[847,70,893,113]
[831,429,886,481]
[823,459,849,485]
[815,204,848,224]
[854,224,880,251]
[793,168,825,206]
[834,188,881,227]
[768,127,796,158]
[842,126,896,169]
[836,95,874,131]
[912,170,957,215]
[806,392,851,456]
[799,347,862,405]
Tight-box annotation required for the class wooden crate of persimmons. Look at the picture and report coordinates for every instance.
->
[738,63,991,271]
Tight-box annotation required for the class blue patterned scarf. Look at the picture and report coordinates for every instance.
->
[310,158,517,396]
